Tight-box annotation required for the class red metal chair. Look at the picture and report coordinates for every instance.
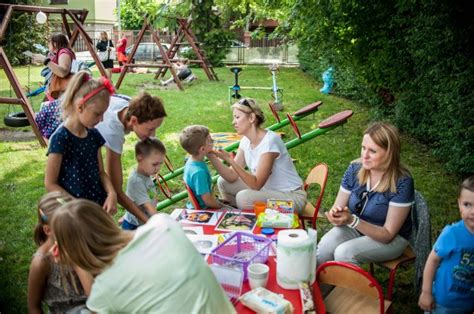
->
[317,261,392,314]
[300,162,328,230]
[184,182,202,210]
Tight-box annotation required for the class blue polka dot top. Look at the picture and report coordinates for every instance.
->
[47,126,107,206]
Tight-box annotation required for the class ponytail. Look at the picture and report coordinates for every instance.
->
[33,191,74,246]
[61,71,112,119]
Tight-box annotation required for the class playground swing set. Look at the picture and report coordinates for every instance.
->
[229,64,283,111]
[115,16,217,91]
[0,3,106,147]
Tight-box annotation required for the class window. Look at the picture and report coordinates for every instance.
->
[49,0,68,4]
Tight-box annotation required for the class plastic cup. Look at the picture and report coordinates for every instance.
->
[247,263,269,290]
[253,201,266,217]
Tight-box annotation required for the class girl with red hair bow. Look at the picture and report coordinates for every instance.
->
[45,71,117,215]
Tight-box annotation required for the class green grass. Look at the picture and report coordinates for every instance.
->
[0,65,460,313]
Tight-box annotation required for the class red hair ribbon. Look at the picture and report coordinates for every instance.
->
[80,77,115,106]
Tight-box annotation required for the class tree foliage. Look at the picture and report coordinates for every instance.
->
[1,0,48,65]
[290,0,473,176]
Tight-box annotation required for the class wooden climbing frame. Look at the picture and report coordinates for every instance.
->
[154,18,218,82]
[116,17,218,91]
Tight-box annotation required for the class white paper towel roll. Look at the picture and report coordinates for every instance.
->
[276,228,317,289]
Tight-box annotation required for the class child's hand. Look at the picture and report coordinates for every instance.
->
[418,291,435,311]
[103,192,117,216]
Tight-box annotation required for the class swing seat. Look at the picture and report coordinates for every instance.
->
[26,85,46,98]
[4,112,30,127]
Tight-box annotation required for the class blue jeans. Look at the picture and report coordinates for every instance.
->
[121,219,138,230]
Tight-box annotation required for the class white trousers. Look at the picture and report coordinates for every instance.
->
[317,225,409,266]
[217,176,307,213]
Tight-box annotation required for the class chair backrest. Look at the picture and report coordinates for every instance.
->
[410,190,432,293]
[184,181,201,210]
[317,261,386,313]
[304,163,329,217]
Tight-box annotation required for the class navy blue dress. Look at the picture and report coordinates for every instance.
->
[48,126,107,205]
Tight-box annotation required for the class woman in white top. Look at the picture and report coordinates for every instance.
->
[209,98,307,212]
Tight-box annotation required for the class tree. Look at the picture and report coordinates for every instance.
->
[1,0,48,65]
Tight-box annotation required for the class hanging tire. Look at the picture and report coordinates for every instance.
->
[4,112,31,127]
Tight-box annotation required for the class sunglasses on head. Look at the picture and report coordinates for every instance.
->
[239,98,252,108]
[354,190,370,215]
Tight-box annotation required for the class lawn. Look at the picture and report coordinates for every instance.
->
[0,65,460,313]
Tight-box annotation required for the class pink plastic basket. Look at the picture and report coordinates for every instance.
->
[210,232,272,280]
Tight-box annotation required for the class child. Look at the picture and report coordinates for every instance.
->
[418,176,474,313]
[27,191,92,313]
[122,138,166,230]
[180,125,222,209]
[45,71,117,215]
[160,59,195,86]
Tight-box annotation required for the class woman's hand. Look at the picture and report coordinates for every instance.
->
[213,149,234,163]
[103,191,117,216]
[418,291,435,311]
[326,206,352,225]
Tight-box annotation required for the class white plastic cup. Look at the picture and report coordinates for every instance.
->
[247,263,269,290]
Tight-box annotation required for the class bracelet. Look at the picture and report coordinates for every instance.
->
[348,214,360,229]
[43,57,51,66]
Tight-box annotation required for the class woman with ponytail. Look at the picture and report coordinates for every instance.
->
[45,71,117,214]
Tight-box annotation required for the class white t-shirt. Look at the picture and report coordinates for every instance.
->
[96,95,130,154]
[240,130,303,191]
[87,214,235,313]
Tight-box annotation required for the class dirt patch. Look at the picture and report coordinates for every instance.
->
[0,128,37,142]
[140,83,179,90]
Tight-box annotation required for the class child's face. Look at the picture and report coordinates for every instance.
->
[202,135,214,154]
[138,151,164,176]
[78,99,109,128]
[459,188,474,233]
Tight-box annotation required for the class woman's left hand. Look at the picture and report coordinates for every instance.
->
[103,192,117,216]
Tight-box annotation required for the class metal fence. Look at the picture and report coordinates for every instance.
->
[73,30,299,65]
[223,45,299,65]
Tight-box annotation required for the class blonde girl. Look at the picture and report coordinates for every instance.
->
[44,71,117,214]
[50,199,235,312]
[27,191,92,313]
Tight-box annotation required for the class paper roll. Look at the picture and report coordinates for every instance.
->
[276,228,317,289]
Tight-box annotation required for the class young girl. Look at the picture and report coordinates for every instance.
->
[27,191,92,313]
[44,71,117,214]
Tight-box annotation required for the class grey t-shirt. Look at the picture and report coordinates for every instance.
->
[124,168,158,226]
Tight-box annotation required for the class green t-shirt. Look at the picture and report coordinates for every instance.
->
[87,214,235,313]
